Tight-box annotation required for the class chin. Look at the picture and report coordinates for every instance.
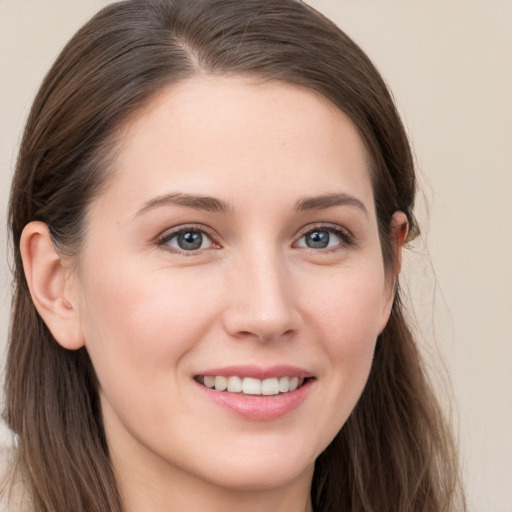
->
[182,437,318,492]
[202,459,315,493]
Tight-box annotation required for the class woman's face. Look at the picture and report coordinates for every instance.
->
[70,77,397,496]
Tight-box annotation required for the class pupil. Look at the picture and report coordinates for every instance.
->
[178,231,202,250]
[306,230,329,248]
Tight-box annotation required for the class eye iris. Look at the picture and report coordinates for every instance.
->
[178,231,203,250]
[306,230,329,248]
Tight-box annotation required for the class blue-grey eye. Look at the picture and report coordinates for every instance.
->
[166,229,213,251]
[297,229,344,249]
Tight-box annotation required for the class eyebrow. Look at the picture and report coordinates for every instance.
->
[134,191,368,218]
[294,192,368,215]
[134,193,233,217]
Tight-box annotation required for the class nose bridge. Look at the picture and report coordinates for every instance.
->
[223,241,299,341]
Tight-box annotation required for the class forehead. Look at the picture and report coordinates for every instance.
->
[98,76,374,217]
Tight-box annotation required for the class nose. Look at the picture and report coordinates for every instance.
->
[222,247,302,343]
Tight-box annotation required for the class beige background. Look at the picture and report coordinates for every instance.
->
[1,1,511,511]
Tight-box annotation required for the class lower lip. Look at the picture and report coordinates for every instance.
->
[195,379,314,421]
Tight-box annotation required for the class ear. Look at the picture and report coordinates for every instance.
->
[378,211,409,332]
[20,221,85,350]
[389,210,409,277]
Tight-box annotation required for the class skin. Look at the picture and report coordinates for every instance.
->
[21,77,407,512]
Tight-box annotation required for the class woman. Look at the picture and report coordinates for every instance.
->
[3,0,466,510]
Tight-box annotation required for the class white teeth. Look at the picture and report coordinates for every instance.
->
[261,378,279,395]
[214,376,228,391]
[242,377,261,395]
[204,376,215,388]
[278,376,290,393]
[201,375,307,395]
[227,376,243,393]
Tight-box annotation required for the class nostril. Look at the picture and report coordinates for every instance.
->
[222,294,302,343]
[237,329,296,343]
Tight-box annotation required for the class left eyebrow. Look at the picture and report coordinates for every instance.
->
[294,192,369,216]
[134,192,233,217]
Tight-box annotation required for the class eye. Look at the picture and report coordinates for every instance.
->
[159,228,215,252]
[295,226,352,250]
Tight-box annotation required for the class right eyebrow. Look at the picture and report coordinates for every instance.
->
[133,193,233,218]
[294,192,369,216]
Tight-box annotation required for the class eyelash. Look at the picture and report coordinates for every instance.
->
[294,223,354,252]
[157,224,219,255]
[156,223,354,255]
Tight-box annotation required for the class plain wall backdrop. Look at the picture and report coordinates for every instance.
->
[1,1,511,511]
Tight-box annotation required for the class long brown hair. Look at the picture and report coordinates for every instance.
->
[4,1,465,510]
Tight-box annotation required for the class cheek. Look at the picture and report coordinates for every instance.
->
[76,260,221,385]
[305,262,388,346]
[329,275,386,370]
[300,265,387,429]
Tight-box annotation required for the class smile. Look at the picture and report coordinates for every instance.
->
[195,375,307,395]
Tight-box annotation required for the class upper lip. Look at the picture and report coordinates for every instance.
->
[196,365,314,380]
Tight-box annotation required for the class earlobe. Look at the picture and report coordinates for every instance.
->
[20,221,85,350]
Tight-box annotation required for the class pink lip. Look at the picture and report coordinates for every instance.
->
[193,365,315,421]
[197,365,314,379]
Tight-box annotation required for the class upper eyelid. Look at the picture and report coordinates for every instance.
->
[157,223,218,242]
[294,222,353,239]
[292,224,355,252]
[156,225,222,255]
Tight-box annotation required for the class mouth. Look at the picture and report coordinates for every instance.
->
[193,366,315,420]
[194,375,311,396]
